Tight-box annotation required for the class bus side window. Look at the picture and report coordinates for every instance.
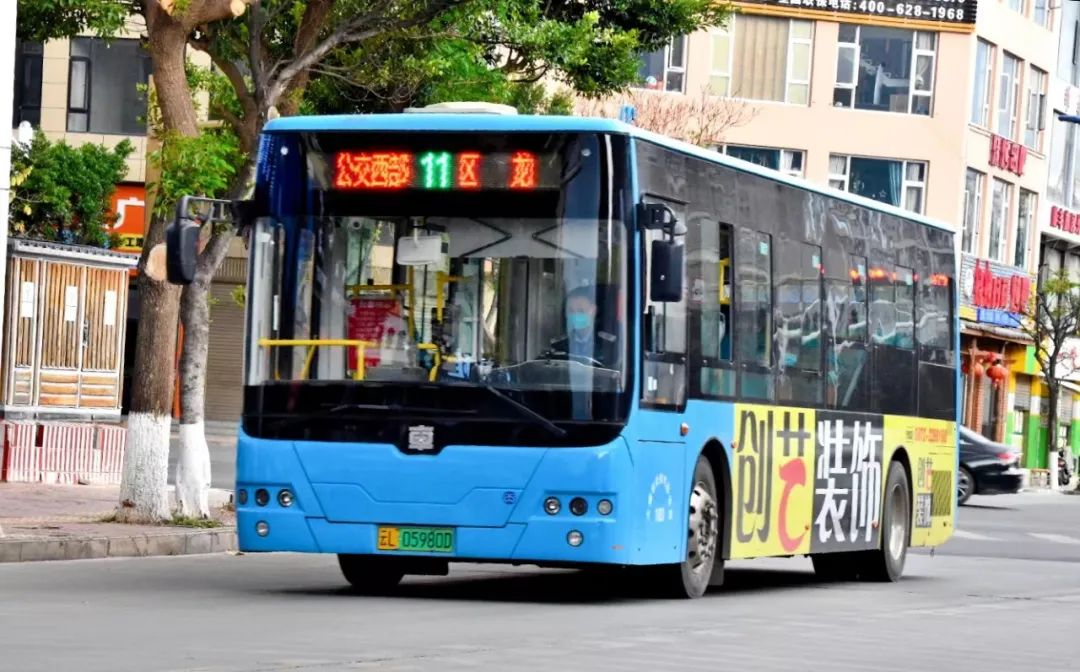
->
[826,254,870,412]
[869,260,917,416]
[734,228,773,401]
[774,239,824,406]
[688,220,735,398]
[641,201,688,409]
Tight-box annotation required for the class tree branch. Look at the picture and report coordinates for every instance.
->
[266,0,465,109]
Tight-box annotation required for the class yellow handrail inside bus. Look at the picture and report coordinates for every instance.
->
[719,258,731,306]
[435,271,463,323]
[259,338,377,381]
[416,343,442,381]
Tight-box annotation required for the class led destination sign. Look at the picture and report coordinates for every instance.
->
[332,149,560,192]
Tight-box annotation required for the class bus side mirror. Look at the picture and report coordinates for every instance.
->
[166,212,199,285]
[650,239,684,303]
[167,196,249,285]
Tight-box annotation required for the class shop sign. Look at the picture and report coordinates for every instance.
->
[989,135,1026,176]
[106,184,146,254]
[1049,205,1080,236]
[734,0,978,33]
[960,254,1032,328]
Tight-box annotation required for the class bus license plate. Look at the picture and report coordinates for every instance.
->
[377,526,454,553]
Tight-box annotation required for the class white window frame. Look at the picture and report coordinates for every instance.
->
[1016,189,1036,268]
[785,20,814,105]
[720,145,806,178]
[962,169,984,256]
[833,26,937,116]
[989,179,1012,263]
[709,26,733,97]
[1033,0,1050,29]
[827,153,927,213]
[1025,66,1048,151]
[665,36,687,93]
[902,161,928,214]
[998,52,1022,139]
[972,39,995,127]
[828,154,850,192]
[908,32,936,115]
[1007,0,1024,14]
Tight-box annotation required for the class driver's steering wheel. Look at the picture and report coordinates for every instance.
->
[539,350,604,368]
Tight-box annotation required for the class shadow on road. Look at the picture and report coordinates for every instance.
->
[262,564,925,605]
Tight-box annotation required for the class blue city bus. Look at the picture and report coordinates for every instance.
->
[167,107,959,598]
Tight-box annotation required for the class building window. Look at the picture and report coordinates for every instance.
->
[722,145,805,177]
[997,52,1021,140]
[637,36,687,92]
[971,40,994,127]
[1047,114,1080,210]
[834,24,936,116]
[1007,0,1024,13]
[12,41,43,127]
[1016,189,1036,268]
[1026,66,1047,150]
[1034,0,1050,28]
[709,16,813,104]
[988,179,1012,263]
[66,37,152,135]
[828,154,927,214]
[963,169,984,255]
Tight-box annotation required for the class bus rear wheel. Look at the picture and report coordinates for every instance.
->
[654,455,721,599]
[338,554,405,594]
[810,460,910,583]
[857,460,911,582]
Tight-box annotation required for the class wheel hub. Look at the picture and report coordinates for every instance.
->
[687,482,718,573]
[887,483,907,562]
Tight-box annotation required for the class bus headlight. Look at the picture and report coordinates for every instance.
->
[597,499,613,516]
[256,521,270,537]
[544,497,561,515]
[278,489,294,507]
[567,530,584,547]
[569,497,588,516]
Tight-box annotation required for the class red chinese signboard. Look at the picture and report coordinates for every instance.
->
[989,135,1026,176]
[1050,205,1080,235]
[971,259,1030,313]
[106,184,146,253]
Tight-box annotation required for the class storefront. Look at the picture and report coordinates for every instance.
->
[958,254,1035,450]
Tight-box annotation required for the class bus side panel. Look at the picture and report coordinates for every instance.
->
[882,415,956,548]
[623,401,735,566]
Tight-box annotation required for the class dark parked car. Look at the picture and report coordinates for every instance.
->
[958,426,1024,505]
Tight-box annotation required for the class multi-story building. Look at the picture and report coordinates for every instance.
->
[637,0,1057,470]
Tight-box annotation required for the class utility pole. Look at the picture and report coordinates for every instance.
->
[0,0,18,364]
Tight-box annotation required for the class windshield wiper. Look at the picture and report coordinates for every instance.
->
[484,385,567,438]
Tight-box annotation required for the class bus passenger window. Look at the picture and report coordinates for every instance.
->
[895,266,915,350]
[775,240,823,405]
[734,229,773,401]
[826,256,870,412]
[688,220,734,398]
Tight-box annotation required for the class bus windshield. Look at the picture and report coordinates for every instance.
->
[243,131,630,423]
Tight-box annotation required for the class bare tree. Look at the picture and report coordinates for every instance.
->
[1020,267,1080,489]
[574,85,757,148]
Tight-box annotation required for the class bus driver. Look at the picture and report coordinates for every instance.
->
[544,285,620,369]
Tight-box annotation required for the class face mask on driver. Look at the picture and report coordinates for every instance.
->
[567,311,593,331]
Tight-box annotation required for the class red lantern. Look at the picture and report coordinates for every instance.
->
[987,363,1008,384]
[961,360,971,376]
[973,362,985,378]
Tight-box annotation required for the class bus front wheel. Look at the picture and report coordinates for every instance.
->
[338,554,405,594]
[654,455,721,599]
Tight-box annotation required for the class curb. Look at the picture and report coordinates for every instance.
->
[0,527,237,564]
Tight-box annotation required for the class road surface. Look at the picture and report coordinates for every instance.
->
[2,492,1077,672]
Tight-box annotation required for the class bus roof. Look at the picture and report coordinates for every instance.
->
[263,113,955,234]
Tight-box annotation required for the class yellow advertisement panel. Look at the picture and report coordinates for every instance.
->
[883,416,956,548]
[729,404,816,559]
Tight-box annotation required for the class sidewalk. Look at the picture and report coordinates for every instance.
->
[0,483,236,563]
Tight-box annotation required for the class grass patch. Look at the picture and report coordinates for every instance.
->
[168,513,224,529]
[97,512,120,523]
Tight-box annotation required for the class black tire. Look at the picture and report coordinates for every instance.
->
[957,466,975,506]
[652,455,721,599]
[338,554,405,594]
[811,552,857,582]
[856,460,910,582]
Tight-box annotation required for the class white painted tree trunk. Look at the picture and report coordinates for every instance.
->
[119,412,172,521]
[176,421,212,517]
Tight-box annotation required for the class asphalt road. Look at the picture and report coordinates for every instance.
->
[1,491,1078,671]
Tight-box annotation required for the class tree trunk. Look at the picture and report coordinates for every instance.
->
[1048,382,1060,491]
[175,161,256,517]
[118,10,201,523]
